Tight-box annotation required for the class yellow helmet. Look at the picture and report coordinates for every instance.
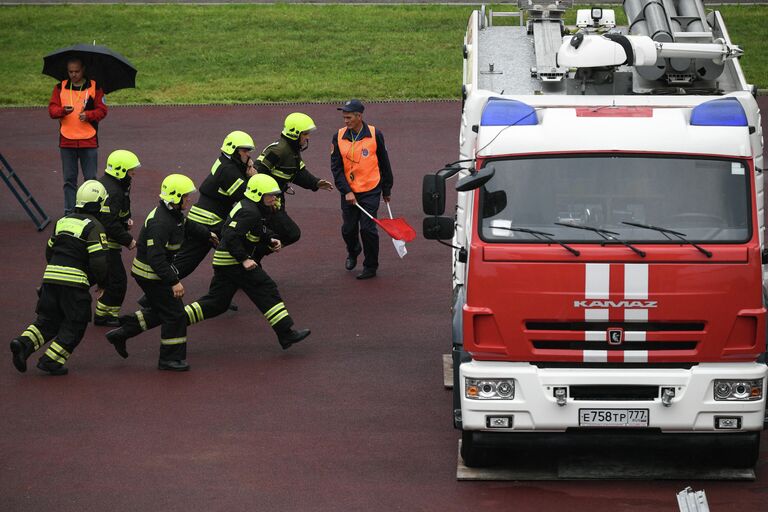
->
[105,149,140,179]
[282,113,316,140]
[159,174,196,204]
[220,130,255,156]
[75,180,108,210]
[245,174,280,203]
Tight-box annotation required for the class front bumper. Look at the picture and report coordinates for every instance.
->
[460,361,767,432]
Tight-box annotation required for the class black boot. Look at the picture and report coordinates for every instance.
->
[36,357,68,376]
[94,315,121,327]
[105,328,129,359]
[158,359,190,371]
[10,338,31,373]
[137,295,149,308]
[278,328,311,350]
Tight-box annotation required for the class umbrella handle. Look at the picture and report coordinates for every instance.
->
[355,202,375,220]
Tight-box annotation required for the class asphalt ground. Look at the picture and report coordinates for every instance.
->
[3,1,766,4]
[0,99,767,511]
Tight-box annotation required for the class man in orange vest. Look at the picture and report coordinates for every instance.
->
[48,58,108,215]
[330,100,394,280]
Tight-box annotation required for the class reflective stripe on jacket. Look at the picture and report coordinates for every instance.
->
[43,214,108,289]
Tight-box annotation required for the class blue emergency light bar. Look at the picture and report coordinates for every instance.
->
[690,97,748,127]
[480,98,538,126]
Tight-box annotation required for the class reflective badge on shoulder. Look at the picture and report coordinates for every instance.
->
[99,233,108,246]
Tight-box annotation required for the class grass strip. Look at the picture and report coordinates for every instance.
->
[0,4,764,106]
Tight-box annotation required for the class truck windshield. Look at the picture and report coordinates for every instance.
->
[479,155,751,244]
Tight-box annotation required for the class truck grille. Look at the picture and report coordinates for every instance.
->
[569,385,659,401]
[526,321,704,331]
[532,341,697,351]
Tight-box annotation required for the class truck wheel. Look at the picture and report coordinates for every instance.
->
[460,430,491,468]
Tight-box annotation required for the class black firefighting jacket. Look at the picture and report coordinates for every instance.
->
[98,173,133,249]
[43,212,108,289]
[212,198,274,266]
[131,201,210,286]
[255,135,321,194]
[188,153,250,228]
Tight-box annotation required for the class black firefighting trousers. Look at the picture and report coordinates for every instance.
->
[95,248,127,320]
[17,283,91,369]
[172,221,222,280]
[122,278,187,362]
[184,264,293,340]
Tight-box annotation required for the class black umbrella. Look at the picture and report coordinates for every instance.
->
[42,43,137,95]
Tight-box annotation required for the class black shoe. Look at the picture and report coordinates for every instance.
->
[94,315,121,327]
[105,328,129,359]
[36,359,68,376]
[10,338,29,373]
[278,328,311,350]
[345,255,357,271]
[228,302,239,312]
[356,268,377,280]
[158,359,190,371]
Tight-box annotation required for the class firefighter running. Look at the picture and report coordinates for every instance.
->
[106,174,311,357]
[94,150,140,326]
[172,131,257,280]
[105,174,216,372]
[254,113,333,255]
[10,180,109,375]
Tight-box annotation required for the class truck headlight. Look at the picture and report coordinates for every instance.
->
[713,379,763,401]
[465,378,515,400]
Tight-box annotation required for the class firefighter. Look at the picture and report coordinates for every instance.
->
[254,113,333,252]
[10,180,109,375]
[172,130,257,280]
[106,174,215,372]
[94,150,140,326]
[106,174,311,359]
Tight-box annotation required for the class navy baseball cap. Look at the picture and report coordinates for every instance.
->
[338,99,364,113]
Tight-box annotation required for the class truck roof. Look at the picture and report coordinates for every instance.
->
[475,102,753,158]
[469,8,750,99]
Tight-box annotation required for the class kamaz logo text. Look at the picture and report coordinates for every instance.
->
[573,300,658,308]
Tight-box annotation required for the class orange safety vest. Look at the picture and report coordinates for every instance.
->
[59,79,97,140]
[337,125,380,193]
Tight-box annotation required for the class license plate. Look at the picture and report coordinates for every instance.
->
[578,408,649,427]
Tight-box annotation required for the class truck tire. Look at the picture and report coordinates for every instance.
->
[460,430,491,468]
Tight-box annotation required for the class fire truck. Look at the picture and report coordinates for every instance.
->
[423,0,766,468]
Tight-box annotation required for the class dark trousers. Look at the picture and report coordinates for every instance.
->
[341,190,380,270]
[17,283,91,369]
[60,147,97,214]
[258,208,301,261]
[95,249,127,319]
[123,278,187,362]
[185,265,293,340]
[267,205,301,247]
[173,228,217,280]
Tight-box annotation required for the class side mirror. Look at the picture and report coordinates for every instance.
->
[422,174,446,216]
[423,166,463,215]
[423,217,455,240]
[456,165,495,192]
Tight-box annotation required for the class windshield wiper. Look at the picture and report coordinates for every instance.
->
[622,221,712,258]
[555,222,646,257]
[491,226,580,256]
